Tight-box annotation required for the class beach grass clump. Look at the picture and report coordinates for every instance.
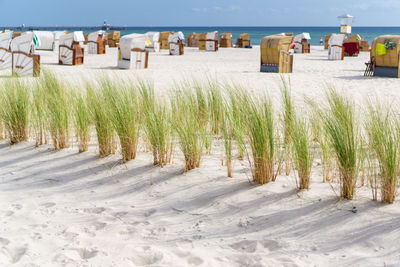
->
[39,71,71,150]
[245,94,279,184]
[366,102,400,203]
[207,81,224,136]
[171,85,206,171]
[32,81,47,147]
[290,115,313,190]
[280,78,294,176]
[0,79,30,144]
[87,83,116,157]
[221,97,235,178]
[101,77,139,162]
[72,90,91,153]
[139,81,173,167]
[323,88,359,199]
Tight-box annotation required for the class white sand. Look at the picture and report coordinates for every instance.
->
[0,46,400,266]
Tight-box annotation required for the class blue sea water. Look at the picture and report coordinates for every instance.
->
[7,26,400,46]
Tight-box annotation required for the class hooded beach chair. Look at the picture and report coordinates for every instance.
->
[160,32,172,50]
[260,35,293,73]
[219,32,233,48]
[187,33,201,47]
[328,34,346,60]
[33,31,56,51]
[346,34,369,52]
[107,31,120,47]
[198,31,218,52]
[87,31,107,54]
[118,34,148,69]
[324,34,332,50]
[293,33,311,54]
[10,32,40,77]
[0,31,12,70]
[59,32,85,65]
[236,33,252,48]
[367,35,400,78]
[168,32,184,56]
[145,32,160,52]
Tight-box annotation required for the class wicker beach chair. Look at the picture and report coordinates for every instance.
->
[260,35,293,73]
[118,34,149,69]
[169,32,184,55]
[107,31,120,48]
[198,31,218,52]
[369,35,400,78]
[160,32,172,50]
[186,33,201,47]
[145,32,160,52]
[328,34,346,60]
[0,31,12,70]
[59,32,85,66]
[10,32,40,77]
[293,33,311,54]
[236,33,252,48]
[219,32,233,48]
[87,31,107,54]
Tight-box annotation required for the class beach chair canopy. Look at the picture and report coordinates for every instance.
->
[88,31,106,42]
[328,34,346,46]
[220,32,232,40]
[60,31,85,48]
[347,34,363,42]
[33,31,55,50]
[119,33,147,59]
[53,31,67,41]
[294,33,311,43]
[371,35,400,67]
[238,33,250,40]
[206,31,218,40]
[168,32,185,43]
[11,32,34,54]
[145,32,160,43]
[260,35,293,64]
[0,31,12,50]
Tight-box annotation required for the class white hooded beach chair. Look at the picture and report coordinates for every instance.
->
[205,31,219,51]
[118,34,148,69]
[33,31,55,51]
[168,32,184,56]
[59,32,85,65]
[145,32,160,52]
[328,34,346,60]
[293,33,311,54]
[10,32,40,77]
[0,31,12,70]
[87,31,107,54]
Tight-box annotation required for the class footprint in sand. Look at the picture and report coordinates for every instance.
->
[76,248,98,260]
[230,240,259,253]
[11,204,22,211]
[129,248,163,266]
[3,211,14,217]
[0,237,10,246]
[0,246,28,264]
[144,209,157,217]
[83,207,106,214]
[40,202,56,208]
[187,256,204,266]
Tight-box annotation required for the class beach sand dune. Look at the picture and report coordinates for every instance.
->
[0,46,399,266]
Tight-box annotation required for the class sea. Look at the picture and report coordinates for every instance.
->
[3,26,400,46]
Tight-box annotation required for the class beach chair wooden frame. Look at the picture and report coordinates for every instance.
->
[87,33,107,54]
[169,40,184,55]
[59,42,84,65]
[11,33,40,77]
[0,31,12,70]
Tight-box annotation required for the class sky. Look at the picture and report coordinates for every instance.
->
[1,0,400,27]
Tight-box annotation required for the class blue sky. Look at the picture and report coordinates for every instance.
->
[1,0,400,26]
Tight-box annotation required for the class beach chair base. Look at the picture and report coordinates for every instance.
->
[373,66,400,78]
[59,43,84,66]
[118,48,149,69]
[169,41,184,55]
[219,39,233,48]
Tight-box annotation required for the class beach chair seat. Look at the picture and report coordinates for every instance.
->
[0,31,12,70]
[328,34,346,60]
[260,35,293,73]
[145,32,160,52]
[59,32,85,65]
[169,32,184,56]
[118,34,149,69]
[10,32,40,77]
[33,31,56,51]
[87,31,107,54]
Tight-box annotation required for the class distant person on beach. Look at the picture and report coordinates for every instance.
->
[320,38,323,45]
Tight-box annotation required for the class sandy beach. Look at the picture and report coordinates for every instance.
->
[1,46,400,266]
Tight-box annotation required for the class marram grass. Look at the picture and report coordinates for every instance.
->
[32,81,47,147]
[101,77,139,162]
[280,77,294,176]
[0,79,30,144]
[72,90,91,153]
[366,102,399,204]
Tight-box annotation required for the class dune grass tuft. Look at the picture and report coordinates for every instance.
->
[280,77,294,176]
[0,79,30,144]
[366,101,399,203]
[32,81,47,147]
[72,90,91,153]
[323,88,359,200]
